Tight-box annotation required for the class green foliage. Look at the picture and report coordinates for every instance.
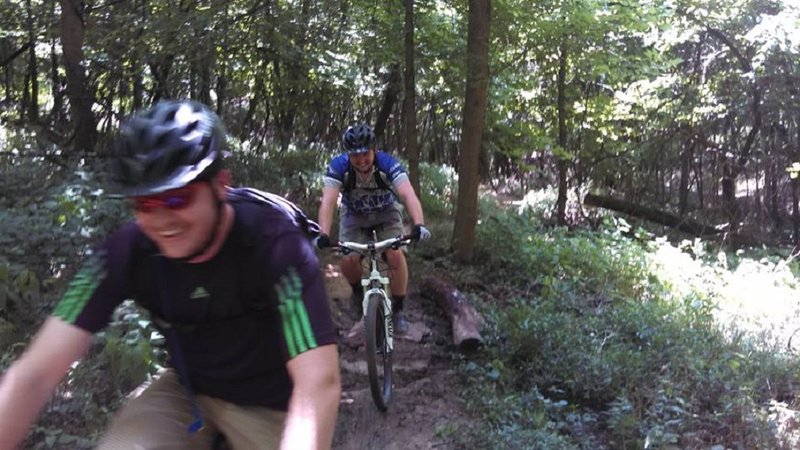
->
[475,208,650,306]
[96,300,163,395]
[418,161,458,219]
[0,133,157,446]
[457,204,800,448]
[228,141,327,211]
[0,147,129,324]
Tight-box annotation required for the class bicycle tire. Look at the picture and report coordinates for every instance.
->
[365,292,393,411]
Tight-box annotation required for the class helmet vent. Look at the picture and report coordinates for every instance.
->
[153,128,176,150]
[185,119,200,135]
[164,106,179,123]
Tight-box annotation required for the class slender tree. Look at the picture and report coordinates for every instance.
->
[59,0,96,152]
[403,0,420,193]
[555,41,568,225]
[24,0,38,123]
[453,0,490,262]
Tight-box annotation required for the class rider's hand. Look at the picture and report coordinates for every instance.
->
[314,233,332,249]
[412,224,432,241]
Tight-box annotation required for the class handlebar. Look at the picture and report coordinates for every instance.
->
[334,234,416,256]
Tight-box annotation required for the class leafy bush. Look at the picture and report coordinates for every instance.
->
[458,205,800,449]
[418,162,458,219]
[1,133,156,446]
[475,210,650,305]
[228,141,327,211]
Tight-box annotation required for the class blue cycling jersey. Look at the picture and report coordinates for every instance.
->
[323,151,409,216]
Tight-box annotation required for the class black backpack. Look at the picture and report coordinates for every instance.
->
[228,187,320,238]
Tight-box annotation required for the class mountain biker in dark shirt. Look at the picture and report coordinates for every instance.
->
[0,100,341,449]
[314,123,431,336]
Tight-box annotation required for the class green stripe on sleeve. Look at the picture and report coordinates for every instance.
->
[278,302,298,358]
[275,268,318,358]
[52,254,107,324]
[287,298,309,354]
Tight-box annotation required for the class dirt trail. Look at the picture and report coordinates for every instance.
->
[320,259,472,450]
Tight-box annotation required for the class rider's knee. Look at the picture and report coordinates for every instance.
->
[384,248,406,265]
[340,254,362,269]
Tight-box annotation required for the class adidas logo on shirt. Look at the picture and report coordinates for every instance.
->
[190,286,210,300]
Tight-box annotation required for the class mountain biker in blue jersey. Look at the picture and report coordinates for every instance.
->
[314,123,431,337]
[0,100,341,449]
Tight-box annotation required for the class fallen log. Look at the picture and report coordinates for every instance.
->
[583,193,723,236]
[419,276,484,351]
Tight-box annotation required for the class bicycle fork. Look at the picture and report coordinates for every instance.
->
[362,265,394,353]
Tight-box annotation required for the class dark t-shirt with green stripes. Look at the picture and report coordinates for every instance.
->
[52,191,337,410]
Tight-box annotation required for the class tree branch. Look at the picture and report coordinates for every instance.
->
[0,42,32,69]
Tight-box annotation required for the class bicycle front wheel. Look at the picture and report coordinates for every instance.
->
[365,292,393,411]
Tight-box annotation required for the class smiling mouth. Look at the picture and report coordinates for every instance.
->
[158,229,184,238]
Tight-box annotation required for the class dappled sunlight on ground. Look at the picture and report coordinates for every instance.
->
[324,263,342,279]
[649,240,800,445]
[770,400,800,449]
[649,240,800,351]
[718,258,800,351]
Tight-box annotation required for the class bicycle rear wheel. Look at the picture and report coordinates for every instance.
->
[365,292,393,411]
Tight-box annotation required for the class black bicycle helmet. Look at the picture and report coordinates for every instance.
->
[341,123,375,154]
[112,100,227,196]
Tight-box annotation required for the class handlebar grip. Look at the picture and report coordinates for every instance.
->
[333,241,352,255]
[391,235,416,249]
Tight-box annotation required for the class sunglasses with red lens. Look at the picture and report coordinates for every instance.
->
[132,184,200,213]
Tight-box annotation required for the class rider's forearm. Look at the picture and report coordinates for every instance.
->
[395,182,425,226]
[317,187,340,236]
[402,192,425,226]
[281,345,341,450]
[280,373,340,450]
[0,317,92,449]
[0,365,58,448]
[318,202,335,236]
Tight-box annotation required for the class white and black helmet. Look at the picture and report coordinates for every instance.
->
[341,123,375,154]
[112,100,227,196]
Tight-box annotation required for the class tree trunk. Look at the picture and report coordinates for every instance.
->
[50,40,62,126]
[679,143,692,216]
[148,54,174,103]
[403,0,420,194]
[695,150,704,209]
[792,177,800,246]
[25,0,38,123]
[555,42,568,225]
[1,39,11,103]
[132,53,143,111]
[277,0,311,151]
[374,64,401,141]
[794,124,800,246]
[419,276,484,351]
[721,163,738,231]
[59,0,96,152]
[767,129,781,229]
[453,0,490,262]
[214,3,229,116]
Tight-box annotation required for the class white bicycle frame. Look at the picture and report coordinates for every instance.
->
[338,235,410,354]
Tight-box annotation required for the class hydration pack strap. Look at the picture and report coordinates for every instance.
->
[152,255,205,434]
[231,187,320,238]
[342,164,392,194]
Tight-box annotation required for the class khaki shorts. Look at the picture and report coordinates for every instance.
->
[97,370,286,450]
[339,208,406,244]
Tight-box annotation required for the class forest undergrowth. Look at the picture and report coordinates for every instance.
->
[441,196,800,449]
